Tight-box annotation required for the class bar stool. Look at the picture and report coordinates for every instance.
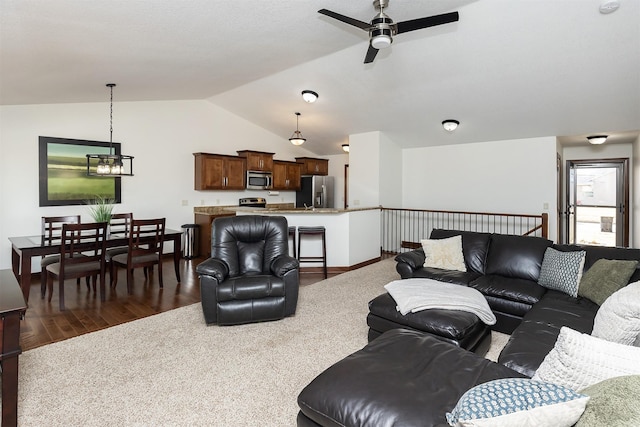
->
[288,226,297,258]
[297,226,327,279]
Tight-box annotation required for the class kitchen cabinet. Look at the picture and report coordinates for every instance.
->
[237,150,274,172]
[194,153,246,190]
[195,212,236,257]
[295,157,329,176]
[272,160,302,190]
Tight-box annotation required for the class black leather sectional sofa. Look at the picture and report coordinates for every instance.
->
[297,229,640,426]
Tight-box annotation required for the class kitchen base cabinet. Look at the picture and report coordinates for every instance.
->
[195,212,236,257]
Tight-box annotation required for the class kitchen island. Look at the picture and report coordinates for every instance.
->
[233,206,381,271]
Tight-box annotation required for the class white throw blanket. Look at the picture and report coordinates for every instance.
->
[384,278,497,325]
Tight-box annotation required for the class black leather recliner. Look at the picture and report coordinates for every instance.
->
[195,215,300,325]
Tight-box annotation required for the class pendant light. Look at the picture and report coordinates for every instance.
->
[289,112,306,146]
[86,83,134,176]
[587,135,608,145]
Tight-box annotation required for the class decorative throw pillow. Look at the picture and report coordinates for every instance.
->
[578,259,638,305]
[537,248,586,297]
[591,281,640,345]
[575,375,640,426]
[421,235,466,272]
[532,327,640,391]
[445,378,589,427]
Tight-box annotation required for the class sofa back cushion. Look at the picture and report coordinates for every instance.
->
[484,234,553,281]
[430,229,491,274]
[553,244,640,284]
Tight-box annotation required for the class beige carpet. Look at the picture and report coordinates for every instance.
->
[17,259,509,426]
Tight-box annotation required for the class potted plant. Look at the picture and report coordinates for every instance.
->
[86,196,115,224]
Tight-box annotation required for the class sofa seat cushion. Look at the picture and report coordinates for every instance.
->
[216,274,285,302]
[297,329,523,427]
[484,234,552,281]
[367,293,490,352]
[498,290,599,377]
[471,274,546,306]
[406,267,481,286]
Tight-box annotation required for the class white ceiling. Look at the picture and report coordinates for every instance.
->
[1,0,639,155]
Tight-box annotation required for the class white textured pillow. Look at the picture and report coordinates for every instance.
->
[421,235,466,272]
[532,327,640,391]
[592,281,640,345]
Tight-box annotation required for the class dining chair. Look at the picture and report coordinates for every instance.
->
[105,212,133,284]
[44,222,108,311]
[40,215,82,298]
[111,218,166,294]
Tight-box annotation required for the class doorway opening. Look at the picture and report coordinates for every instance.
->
[565,158,629,247]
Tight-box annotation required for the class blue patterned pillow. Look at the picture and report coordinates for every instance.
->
[538,248,586,297]
[446,378,589,427]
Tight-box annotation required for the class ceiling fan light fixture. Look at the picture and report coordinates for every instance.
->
[301,90,319,103]
[371,34,392,49]
[342,144,350,153]
[289,112,306,146]
[442,119,459,132]
[587,135,608,145]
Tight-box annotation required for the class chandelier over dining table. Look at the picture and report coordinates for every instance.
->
[86,83,134,176]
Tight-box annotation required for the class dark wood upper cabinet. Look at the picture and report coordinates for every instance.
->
[295,157,328,175]
[272,160,302,191]
[237,150,274,172]
[194,153,246,190]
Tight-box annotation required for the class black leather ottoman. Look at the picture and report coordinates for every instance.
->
[367,293,492,355]
[297,329,523,427]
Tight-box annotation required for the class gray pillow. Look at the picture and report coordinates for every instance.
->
[538,247,586,297]
[578,259,638,305]
[576,375,640,426]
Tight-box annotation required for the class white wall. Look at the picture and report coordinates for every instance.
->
[401,137,558,240]
[634,135,640,246]
[347,131,402,208]
[0,99,317,270]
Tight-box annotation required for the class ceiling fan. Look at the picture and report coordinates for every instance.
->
[318,0,459,64]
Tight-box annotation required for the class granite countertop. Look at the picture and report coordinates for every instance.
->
[194,204,379,215]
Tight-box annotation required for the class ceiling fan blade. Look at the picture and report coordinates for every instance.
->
[318,9,371,31]
[395,11,459,34]
[364,44,379,64]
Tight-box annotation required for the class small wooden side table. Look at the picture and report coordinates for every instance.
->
[1,269,27,427]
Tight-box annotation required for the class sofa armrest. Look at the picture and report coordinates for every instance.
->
[395,250,426,278]
[196,258,229,282]
[271,255,300,277]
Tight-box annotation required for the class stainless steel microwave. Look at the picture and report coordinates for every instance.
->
[246,171,272,190]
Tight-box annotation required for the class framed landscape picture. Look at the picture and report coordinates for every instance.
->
[39,136,122,206]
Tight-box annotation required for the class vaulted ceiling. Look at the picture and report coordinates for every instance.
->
[2,0,638,155]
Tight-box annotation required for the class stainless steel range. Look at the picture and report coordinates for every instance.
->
[239,197,266,208]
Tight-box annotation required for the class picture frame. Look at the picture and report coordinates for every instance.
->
[39,136,122,207]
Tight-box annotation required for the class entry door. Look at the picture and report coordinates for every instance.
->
[566,159,628,247]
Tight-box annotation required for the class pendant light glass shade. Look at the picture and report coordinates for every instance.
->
[289,112,306,146]
[301,90,318,103]
[442,119,459,132]
[86,83,134,176]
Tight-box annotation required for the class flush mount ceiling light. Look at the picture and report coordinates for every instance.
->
[289,112,306,146]
[86,83,134,176]
[301,90,319,103]
[342,144,350,153]
[587,135,608,145]
[442,119,460,132]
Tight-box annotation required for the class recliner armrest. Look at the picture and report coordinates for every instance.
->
[271,255,300,277]
[196,258,229,282]
[395,249,425,270]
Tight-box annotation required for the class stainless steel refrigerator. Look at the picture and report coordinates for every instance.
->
[296,176,334,208]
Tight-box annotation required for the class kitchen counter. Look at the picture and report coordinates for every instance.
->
[227,206,380,214]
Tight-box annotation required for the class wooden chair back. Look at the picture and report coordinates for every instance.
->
[109,213,133,238]
[128,218,166,259]
[59,222,108,273]
[41,215,81,246]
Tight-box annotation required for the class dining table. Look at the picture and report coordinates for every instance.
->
[9,228,183,303]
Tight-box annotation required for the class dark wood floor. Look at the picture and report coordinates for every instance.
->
[19,256,340,352]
